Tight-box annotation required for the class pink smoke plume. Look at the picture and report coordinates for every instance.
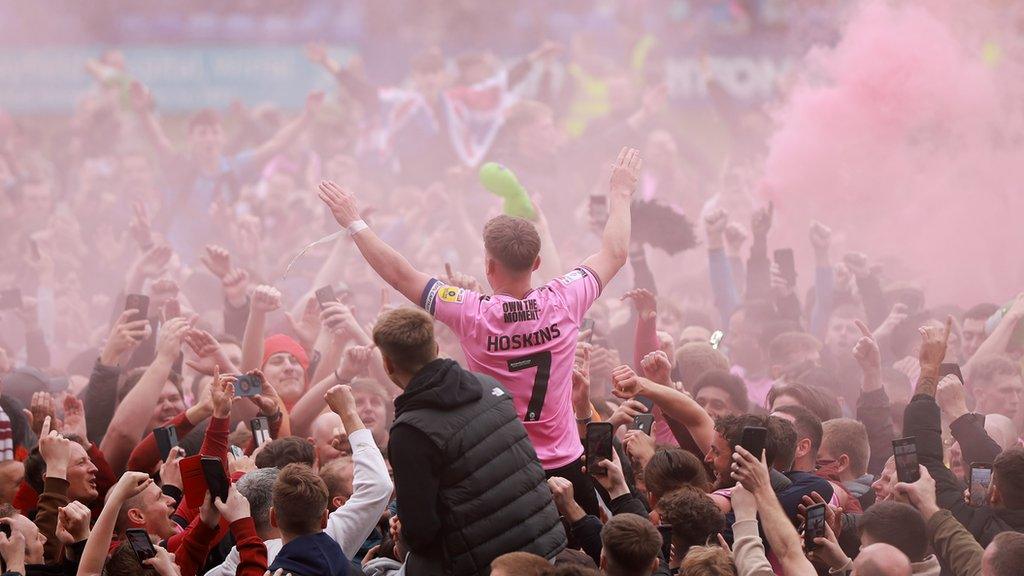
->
[761,0,1024,305]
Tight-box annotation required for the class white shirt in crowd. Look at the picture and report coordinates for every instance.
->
[206,428,393,575]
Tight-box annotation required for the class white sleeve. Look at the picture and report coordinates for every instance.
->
[731,518,777,576]
[324,428,393,558]
[203,545,239,576]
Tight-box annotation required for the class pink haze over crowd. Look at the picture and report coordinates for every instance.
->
[761,0,1023,304]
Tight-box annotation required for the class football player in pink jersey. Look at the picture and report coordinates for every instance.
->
[317,146,641,513]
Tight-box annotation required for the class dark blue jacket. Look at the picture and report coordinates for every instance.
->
[270,532,349,576]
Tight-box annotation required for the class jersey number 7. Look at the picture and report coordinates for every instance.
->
[508,351,553,422]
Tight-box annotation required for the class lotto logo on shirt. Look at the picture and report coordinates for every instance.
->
[439,287,465,303]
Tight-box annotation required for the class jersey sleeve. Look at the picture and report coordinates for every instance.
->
[547,266,603,323]
[420,278,478,338]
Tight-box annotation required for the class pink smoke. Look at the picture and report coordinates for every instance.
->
[761,0,1024,305]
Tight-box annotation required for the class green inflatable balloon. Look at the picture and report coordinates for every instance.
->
[479,162,537,220]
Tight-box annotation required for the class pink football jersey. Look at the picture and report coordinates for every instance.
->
[421,266,601,469]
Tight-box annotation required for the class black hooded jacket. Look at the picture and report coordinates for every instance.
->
[389,358,566,576]
[903,393,1024,546]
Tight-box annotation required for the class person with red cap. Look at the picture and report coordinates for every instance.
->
[241,285,312,411]
[261,333,310,410]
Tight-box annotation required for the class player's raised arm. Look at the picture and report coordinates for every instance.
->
[582,147,641,288]
[318,180,432,304]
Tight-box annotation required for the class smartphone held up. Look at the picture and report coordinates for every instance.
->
[892,437,920,484]
[586,422,613,476]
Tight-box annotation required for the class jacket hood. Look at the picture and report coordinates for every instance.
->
[271,532,349,576]
[845,474,874,498]
[910,554,941,576]
[394,358,483,418]
[362,557,405,576]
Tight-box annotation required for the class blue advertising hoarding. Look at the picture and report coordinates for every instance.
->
[0,45,350,113]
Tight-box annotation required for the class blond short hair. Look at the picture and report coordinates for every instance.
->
[483,215,541,272]
[681,545,736,576]
[822,418,870,477]
[372,307,437,374]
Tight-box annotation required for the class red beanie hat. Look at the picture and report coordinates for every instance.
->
[262,334,310,372]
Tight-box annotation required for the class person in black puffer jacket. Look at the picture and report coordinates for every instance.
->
[374,307,566,576]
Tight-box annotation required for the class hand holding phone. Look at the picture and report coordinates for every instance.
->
[631,414,655,435]
[740,426,768,461]
[234,373,263,397]
[125,293,150,324]
[969,463,992,506]
[200,456,229,503]
[125,528,157,562]
[250,416,271,446]
[315,285,338,309]
[179,455,207,509]
[939,363,964,385]
[803,503,826,551]
[657,524,673,562]
[586,422,613,476]
[892,437,921,483]
[153,426,179,462]
[580,318,595,343]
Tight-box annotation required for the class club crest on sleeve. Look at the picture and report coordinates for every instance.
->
[439,286,466,304]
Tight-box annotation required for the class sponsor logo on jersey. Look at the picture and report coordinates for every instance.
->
[439,286,465,304]
[558,268,586,286]
[492,387,504,397]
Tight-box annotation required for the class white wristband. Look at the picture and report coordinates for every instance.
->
[347,220,369,236]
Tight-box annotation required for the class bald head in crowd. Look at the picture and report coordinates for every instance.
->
[309,411,349,466]
[853,544,911,576]
[984,414,1019,451]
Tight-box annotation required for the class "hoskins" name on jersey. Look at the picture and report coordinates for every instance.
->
[487,323,562,352]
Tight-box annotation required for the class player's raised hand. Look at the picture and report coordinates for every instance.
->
[609,147,642,197]
[318,180,361,228]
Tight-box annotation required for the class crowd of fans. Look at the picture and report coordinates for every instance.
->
[1,2,1024,576]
